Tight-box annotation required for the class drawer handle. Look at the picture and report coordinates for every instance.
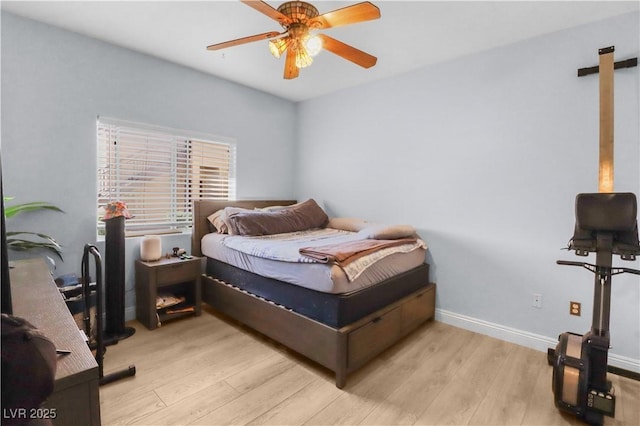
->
[372,316,382,324]
[170,264,183,269]
[415,293,424,299]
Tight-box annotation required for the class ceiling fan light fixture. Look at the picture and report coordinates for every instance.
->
[295,45,313,68]
[305,34,322,57]
[268,37,289,58]
[277,1,319,22]
[208,1,381,79]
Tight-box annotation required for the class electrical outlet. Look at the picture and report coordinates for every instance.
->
[570,301,581,316]
[532,293,542,308]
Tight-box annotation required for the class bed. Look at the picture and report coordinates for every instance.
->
[191,199,436,388]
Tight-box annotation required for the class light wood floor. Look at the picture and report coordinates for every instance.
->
[100,306,639,425]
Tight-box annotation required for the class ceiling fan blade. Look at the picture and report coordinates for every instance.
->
[318,34,377,68]
[283,47,299,79]
[311,1,380,29]
[207,31,281,51]
[240,0,291,25]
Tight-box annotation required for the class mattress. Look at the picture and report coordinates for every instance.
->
[204,258,430,328]
[201,230,426,294]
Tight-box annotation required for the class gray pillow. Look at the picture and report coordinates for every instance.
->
[226,199,328,236]
[207,207,253,234]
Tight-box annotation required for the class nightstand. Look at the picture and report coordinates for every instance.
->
[135,256,202,330]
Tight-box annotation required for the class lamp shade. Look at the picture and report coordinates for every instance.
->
[269,38,288,59]
[305,35,322,57]
[295,44,313,68]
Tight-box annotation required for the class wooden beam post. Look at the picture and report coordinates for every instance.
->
[598,46,615,193]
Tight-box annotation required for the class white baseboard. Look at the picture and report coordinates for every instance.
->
[435,308,640,374]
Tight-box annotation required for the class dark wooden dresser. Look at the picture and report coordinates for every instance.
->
[9,258,101,426]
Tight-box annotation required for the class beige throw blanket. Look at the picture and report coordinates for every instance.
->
[299,238,418,267]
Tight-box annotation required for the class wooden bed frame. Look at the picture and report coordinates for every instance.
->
[191,199,436,388]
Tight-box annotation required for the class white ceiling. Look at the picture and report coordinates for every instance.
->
[2,1,639,102]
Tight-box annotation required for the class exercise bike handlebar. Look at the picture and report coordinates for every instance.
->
[557,260,640,276]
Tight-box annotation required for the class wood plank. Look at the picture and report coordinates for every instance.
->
[103,312,238,372]
[246,378,343,425]
[98,312,640,426]
[609,373,640,425]
[190,365,316,425]
[360,323,479,424]
[100,321,273,410]
[302,358,405,426]
[469,345,542,424]
[599,48,615,192]
[306,332,440,425]
[131,381,240,426]
[413,335,512,424]
[521,363,582,425]
[223,354,296,394]
[152,350,283,407]
[100,388,165,425]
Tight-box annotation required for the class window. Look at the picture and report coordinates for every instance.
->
[97,118,236,236]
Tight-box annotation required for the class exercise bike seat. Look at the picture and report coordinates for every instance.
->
[568,192,640,260]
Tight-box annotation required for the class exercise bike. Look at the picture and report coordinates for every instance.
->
[552,192,640,425]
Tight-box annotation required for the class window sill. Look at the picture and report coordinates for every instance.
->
[96,229,192,242]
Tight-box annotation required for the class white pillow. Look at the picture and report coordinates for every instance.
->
[358,224,417,240]
[207,210,228,234]
[327,217,371,232]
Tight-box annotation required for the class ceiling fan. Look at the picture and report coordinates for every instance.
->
[207,0,381,79]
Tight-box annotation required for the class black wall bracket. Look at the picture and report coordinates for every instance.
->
[578,46,637,77]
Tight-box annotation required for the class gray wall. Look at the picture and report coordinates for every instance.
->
[295,12,640,366]
[1,12,297,314]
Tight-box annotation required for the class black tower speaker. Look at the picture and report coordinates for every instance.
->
[104,215,135,342]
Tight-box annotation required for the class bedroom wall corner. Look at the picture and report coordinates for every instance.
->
[1,11,297,320]
[294,11,640,366]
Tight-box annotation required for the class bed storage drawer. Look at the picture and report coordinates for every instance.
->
[400,284,435,334]
[347,306,402,368]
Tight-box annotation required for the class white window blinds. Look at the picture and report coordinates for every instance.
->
[97,118,236,236]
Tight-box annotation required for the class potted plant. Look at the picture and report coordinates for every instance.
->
[3,197,64,261]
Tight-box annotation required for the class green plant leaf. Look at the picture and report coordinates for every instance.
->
[6,234,64,261]
[7,231,61,247]
[3,198,65,263]
[4,201,65,218]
